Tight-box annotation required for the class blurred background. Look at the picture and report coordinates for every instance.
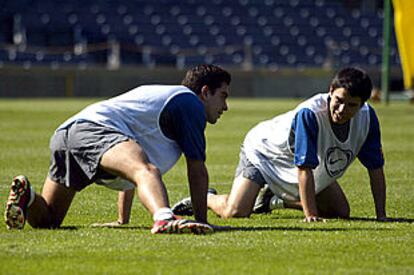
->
[0,0,408,98]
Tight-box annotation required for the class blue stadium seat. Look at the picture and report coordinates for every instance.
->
[0,0,400,68]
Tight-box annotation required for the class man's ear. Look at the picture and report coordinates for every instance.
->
[200,85,210,100]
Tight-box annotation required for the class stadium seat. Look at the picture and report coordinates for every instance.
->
[0,0,400,69]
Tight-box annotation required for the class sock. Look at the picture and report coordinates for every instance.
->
[153,207,174,221]
[269,196,284,210]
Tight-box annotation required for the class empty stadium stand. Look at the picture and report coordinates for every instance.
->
[0,0,401,69]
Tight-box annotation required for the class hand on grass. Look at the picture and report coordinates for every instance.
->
[303,216,326,223]
[90,220,128,228]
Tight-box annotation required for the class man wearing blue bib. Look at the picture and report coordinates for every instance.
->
[173,67,388,222]
[5,64,231,234]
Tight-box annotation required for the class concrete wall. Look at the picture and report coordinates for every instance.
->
[0,65,392,98]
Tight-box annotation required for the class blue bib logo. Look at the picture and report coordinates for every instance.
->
[325,147,353,177]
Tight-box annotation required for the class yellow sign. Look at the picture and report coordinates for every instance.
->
[393,0,414,89]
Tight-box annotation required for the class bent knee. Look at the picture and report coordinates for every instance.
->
[337,206,350,219]
[29,214,63,229]
[221,205,251,219]
[133,164,161,181]
[336,202,350,218]
[31,221,61,229]
[322,205,350,219]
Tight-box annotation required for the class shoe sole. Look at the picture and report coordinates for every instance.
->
[5,204,25,229]
[151,220,214,235]
[4,176,29,230]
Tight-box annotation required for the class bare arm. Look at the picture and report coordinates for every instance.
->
[117,189,135,224]
[298,167,321,222]
[368,167,387,220]
[186,158,209,223]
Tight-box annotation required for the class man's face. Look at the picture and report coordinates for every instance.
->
[329,87,362,124]
[201,82,229,124]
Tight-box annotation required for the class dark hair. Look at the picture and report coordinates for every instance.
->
[330,67,373,102]
[181,64,231,95]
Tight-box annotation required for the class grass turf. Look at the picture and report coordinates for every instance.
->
[0,98,413,274]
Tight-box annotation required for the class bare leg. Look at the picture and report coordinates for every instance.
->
[316,181,350,218]
[99,140,169,215]
[28,177,76,228]
[283,200,302,210]
[208,176,260,218]
[281,181,350,218]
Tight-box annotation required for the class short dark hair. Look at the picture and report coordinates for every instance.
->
[181,64,231,95]
[330,67,373,102]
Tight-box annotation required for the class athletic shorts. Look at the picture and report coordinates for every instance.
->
[234,146,266,188]
[48,121,129,191]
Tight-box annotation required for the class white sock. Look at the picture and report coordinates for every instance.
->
[153,207,174,221]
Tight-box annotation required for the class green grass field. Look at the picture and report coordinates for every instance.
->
[0,98,413,274]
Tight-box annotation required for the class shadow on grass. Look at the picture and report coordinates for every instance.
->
[214,226,391,233]
[267,215,414,224]
[55,226,79,230]
[89,225,150,230]
[54,225,149,230]
[349,217,414,223]
[58,216,413,232]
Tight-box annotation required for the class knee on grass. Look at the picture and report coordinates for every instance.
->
[335,207,350,219]
[320,206,350,219]
[29,215,63,229]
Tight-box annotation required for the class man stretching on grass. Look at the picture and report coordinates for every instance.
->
[5,64,231,234]
[173,67,388,222]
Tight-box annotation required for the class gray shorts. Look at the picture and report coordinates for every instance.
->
[48,121,129,191]
[234,146,266,188]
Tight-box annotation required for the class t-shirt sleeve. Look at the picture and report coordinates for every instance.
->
[160,93,206,161]
[357,105,384,169]
[292,108,319,168]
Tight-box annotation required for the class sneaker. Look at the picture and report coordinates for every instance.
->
[252,185,273,214]
[151,218,214,234]
[253,185,285,214]
[172,188,217,216]
[4,175,33,230]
